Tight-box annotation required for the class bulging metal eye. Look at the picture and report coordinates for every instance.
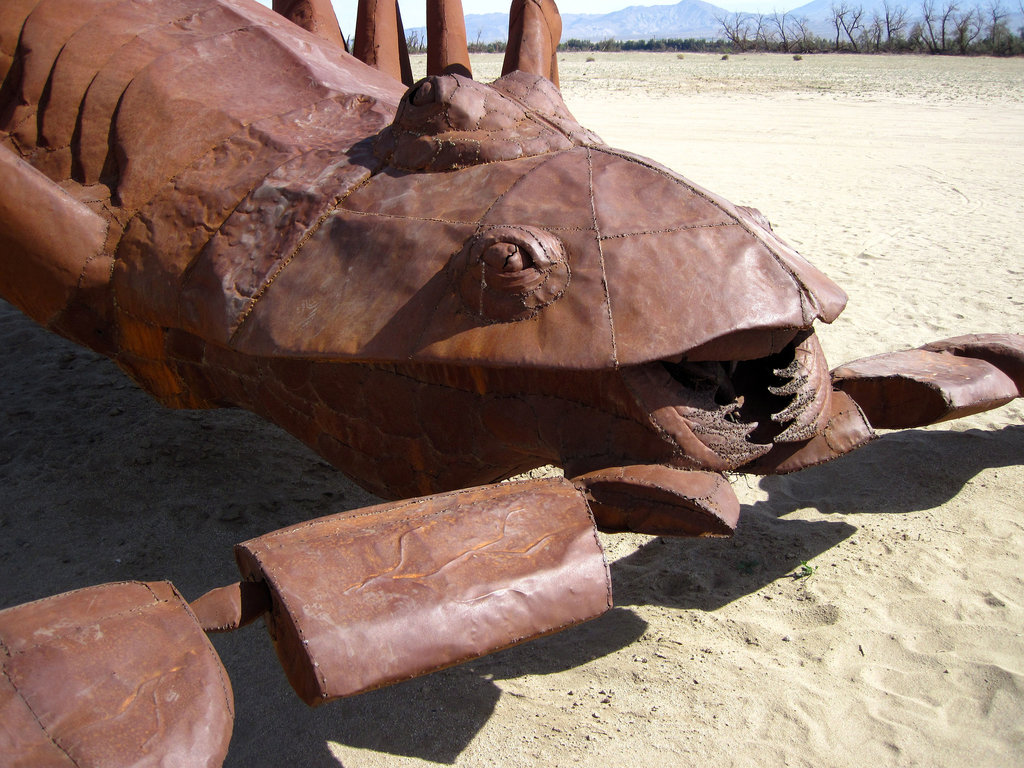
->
[451,225,570,323]
[409,78,436,106]
[482,242,525,272]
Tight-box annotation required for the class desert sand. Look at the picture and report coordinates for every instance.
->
[1,52,1022,767]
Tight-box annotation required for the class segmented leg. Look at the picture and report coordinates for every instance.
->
[832,334,1024,429]
[231,477,609,703]
[272,0,347,51]
[574,464,741,537]
[0,582,234,768]
[353,0,414,85]
[0,149,110,334]
[503,0,561,85]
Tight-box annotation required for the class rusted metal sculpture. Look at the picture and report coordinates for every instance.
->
[0,0,1021,765]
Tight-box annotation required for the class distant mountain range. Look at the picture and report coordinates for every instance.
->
[419,0,1022,43]
[451,1,724,42]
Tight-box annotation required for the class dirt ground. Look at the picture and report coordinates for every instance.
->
[2,52,1022,767]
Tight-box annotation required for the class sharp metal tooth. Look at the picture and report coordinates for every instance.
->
[771,389,814,424]
[772,417,817,444]
[720,399,743,423]
[768,374,807,397]
[693,409,757,442]
[773,359,801,379]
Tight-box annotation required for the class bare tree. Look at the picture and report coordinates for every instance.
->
[921,0,941,50]
[841,3,867,49]
[883,1,910,49]
[405,28,424,53]
[921,0,960,52]
[750,13,774,50]
[831,1,850,49]
[716,12,754,51]
[982,1,1011,52]
[951,6,982,51]
[790,16,816,51]
[921,0,940,50]
[770,10,793,51]
[863,11,883,49]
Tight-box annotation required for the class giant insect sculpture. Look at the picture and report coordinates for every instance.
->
[1,0,1021,765]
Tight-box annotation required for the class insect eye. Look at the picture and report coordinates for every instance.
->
[451,226,570,323]
[482,242,525,273]
[409,78,436,106]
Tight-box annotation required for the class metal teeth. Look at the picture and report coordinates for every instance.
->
[771,388,815,425]
[773,359,801,379]
[721,396,746,423]
[768,374,807,397]
[772,414,818,444]
[693,403,758,443]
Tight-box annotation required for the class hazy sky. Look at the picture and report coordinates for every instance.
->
[257,2,784,31]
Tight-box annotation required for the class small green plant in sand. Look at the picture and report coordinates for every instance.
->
[792,54,803,61]
[794,560,816,579]
[676,53,685,59]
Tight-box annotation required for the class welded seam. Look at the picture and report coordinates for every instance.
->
[585,147,618,367]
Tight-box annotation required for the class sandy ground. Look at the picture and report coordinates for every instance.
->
[2,52,1023,767]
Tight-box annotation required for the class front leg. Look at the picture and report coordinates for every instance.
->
[831,333,1024,429]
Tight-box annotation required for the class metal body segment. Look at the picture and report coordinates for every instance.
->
[0,582,233,768]
[235,478,611,703]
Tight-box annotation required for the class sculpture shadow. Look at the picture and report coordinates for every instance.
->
[609,514,856,613]
[611,423,1023,614]
[213,607,647,766]
[757,425,1024,517]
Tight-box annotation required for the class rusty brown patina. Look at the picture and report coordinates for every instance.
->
[0,1,1021,765]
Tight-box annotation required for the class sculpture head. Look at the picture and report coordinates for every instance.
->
[214,71,854,517]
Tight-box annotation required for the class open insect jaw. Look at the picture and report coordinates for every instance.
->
[621,328,835,473]
[574,328,843,537]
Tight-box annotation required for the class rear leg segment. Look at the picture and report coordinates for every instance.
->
[831,333,1024,429]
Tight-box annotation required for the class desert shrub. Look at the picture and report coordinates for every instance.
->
[793,53,803,60]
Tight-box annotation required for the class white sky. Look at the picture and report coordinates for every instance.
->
[258,2,786,32]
